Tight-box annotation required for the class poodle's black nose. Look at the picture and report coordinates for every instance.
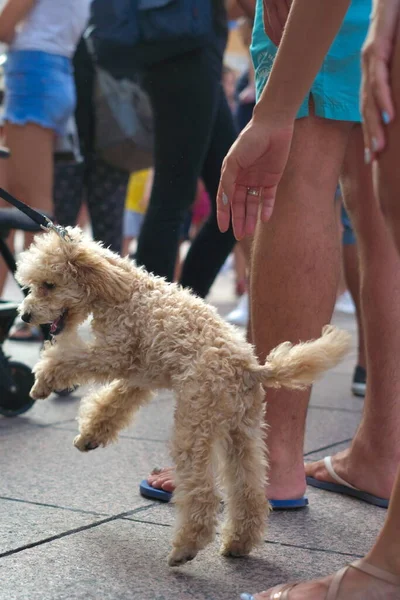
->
[21,312,32,323]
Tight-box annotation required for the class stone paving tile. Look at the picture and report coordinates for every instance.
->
[0,428,169,514]
[304,406,359,455]
[0,519,357,600]
[126,481,384,558]
[0,499,105,555]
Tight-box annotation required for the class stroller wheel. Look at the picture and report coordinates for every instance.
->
[0,361,35,417]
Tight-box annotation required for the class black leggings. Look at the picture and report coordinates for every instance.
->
[135,41,237,298]
[53,158,128,254]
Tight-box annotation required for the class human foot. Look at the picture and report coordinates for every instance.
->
[240,558,400,599]
[147,466,175,493]
[305,449,392,503]
[144,465,308,508]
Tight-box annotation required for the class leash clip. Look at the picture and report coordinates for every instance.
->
[41,218,72,241]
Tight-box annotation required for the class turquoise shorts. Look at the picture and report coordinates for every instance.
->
[251,0,371,122]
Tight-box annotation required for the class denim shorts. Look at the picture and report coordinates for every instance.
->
[4,50,76,135]
[251,0,371,122]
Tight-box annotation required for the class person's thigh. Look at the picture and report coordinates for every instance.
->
[341,126,384,245]
[252,112,352,352]
[5,122,54,214]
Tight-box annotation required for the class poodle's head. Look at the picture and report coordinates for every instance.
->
[15,227,132,336]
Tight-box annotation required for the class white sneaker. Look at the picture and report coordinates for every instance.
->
[335,290,356,315]
[225,293,249,327]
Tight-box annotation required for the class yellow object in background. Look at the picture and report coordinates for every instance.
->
[125,169,151,214]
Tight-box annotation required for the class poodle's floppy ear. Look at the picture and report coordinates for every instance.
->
[68,246,131,303]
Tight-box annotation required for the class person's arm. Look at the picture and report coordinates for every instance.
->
[0,0,35,44]
[217,0,353,238]
[254,0,351,124]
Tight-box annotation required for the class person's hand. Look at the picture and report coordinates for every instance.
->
[361,0,400,161]
[263,0,292,46]
[217,114,294,240]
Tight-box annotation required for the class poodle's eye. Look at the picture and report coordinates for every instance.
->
[43,282,55,290]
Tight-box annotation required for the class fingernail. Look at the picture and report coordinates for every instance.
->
[372,137,379,152]
[240,595,255,600]
[382,111,391,124]
[222,192,228,206]
[364,147,371,164]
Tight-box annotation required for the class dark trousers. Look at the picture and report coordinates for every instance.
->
[135,40,236,298]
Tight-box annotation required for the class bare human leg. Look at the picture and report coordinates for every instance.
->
[251,111,350,501]
[305,126,400,502]
[5,122,54,249]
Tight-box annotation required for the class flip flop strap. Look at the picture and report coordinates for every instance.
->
[323,456,358,490]
[326,565,349,600]
[267,583,297,599]
[326,560,400,599]
[351,559,400,585]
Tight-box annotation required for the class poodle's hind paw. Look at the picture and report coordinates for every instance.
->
[220,538,254,558]
[73,434,100,452]
[167,546,199,567]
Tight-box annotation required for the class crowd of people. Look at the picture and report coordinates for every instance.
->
[2,0,400,597]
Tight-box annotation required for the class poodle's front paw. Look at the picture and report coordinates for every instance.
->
[73,434,100,452]
[30,378,53,400]
[167,546,199,567]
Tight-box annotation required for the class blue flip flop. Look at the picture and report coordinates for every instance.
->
[269,497,309,510]
[139,479,309,509]
[306,456,389,509]
[140,479,172,502]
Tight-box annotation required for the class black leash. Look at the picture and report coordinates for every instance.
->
[0,187,71,240]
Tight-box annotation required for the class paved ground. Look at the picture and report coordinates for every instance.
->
[0,267,385,600]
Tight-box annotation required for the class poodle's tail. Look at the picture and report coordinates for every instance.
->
[249,325,351,390]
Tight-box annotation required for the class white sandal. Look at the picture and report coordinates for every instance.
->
[261,558,400,599]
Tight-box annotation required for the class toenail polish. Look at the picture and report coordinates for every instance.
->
[240,594,255,600]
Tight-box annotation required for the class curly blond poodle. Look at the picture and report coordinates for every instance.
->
[16,227,350,566]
